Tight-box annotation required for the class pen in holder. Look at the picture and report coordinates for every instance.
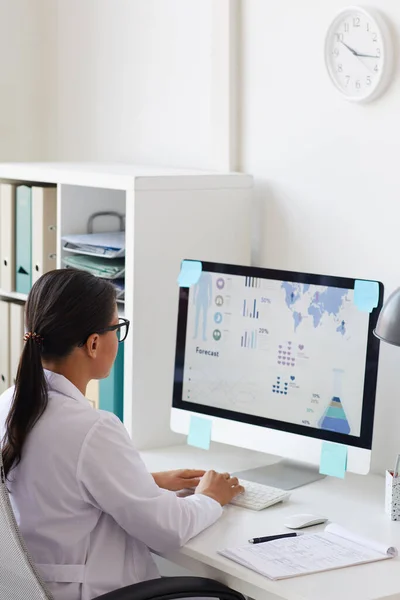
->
[385,454,400,521]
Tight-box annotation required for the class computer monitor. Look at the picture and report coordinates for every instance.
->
[171,261,383,489]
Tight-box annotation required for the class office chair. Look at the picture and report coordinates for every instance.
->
[0,448,245,600]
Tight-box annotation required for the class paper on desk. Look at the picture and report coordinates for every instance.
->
[218,523,397,580]
[329,524,397,557]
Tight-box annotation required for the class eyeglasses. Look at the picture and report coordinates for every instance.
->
[78,317,130,346]
[97,317,130,343]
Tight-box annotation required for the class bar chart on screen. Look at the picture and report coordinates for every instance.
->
[241,329,257,349]
[243,298,260,318]
[244,276,261,288]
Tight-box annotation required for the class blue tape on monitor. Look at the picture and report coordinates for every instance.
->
[177,260,202,287]
[354,280,379,313]
[319,441,347,479]
[187,415,212,450]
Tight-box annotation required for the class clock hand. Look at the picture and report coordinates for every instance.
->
[339,40,379,59]
[339,40,374,72]
[339,40,358,55]
[354,52,380,58]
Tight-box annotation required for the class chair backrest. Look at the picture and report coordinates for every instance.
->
[0,447,53,600]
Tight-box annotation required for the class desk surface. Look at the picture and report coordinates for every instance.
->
[141,443,400,600]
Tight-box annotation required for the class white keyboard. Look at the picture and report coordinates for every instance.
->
[230,479,290,511]
[177,480,290,511]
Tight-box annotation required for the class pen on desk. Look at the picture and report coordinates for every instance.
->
[248,532,299,544]
[394,454,400,478]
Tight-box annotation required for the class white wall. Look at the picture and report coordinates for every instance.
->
[241,0,400,472]
[2,0,397,472]
[53,0,216,169]
[0,0,56,160]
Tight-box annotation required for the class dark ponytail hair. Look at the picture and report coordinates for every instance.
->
[2,269,116,479]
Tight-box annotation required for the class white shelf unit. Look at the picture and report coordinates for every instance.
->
[0,163,253,449]
[0,290,28,302]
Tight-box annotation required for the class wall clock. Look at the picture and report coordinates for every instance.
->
[325,6,393,102]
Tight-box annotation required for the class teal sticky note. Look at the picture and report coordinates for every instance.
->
[177,260,202,287]
[354,280,379,313]
[319,442,347,479]
[187,415,212,450]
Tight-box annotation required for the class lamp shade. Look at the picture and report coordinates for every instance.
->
[374,288,400,347]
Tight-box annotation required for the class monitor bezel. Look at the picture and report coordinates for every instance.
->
[172,261,383,450]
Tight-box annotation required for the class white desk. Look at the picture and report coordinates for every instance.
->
[141,443,400,600]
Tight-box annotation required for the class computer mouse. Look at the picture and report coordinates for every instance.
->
[284,513,328,530]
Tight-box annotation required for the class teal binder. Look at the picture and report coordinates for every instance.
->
[15,186,32,294]
[99,344,124,420]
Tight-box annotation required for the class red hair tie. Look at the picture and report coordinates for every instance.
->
[24,332,44,345]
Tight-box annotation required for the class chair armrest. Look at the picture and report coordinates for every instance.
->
[93,576,246,600]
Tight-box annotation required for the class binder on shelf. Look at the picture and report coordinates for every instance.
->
[10,302,25,385]
[32,186,57,284]
[62,254,125,280]
[99,344,124,420]
[86,379,100,410]
[0,184,16,292]
[16,186,32,294]
[0,300,10,393]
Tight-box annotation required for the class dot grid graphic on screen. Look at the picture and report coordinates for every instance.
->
[172,262,383,482]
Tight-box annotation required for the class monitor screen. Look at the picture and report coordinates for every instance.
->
[173,262,383,449]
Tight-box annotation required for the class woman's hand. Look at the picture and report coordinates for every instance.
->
[195,471,244,506]
[152,469,206,492]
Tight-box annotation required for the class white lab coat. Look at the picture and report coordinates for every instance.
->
[0,370,222,600]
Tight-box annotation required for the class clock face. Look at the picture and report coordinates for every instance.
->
[325,7,393,102]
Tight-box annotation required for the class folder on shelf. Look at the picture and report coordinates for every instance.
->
[62,231,125,259]
[0,184,16,292]
[0,300,11,393]
[86,379,99,410]
[62,254,125,280]
[10,302,25,385]
[16,186,32,294]
[112,279,125,302]
[32,186,57,284]
[99,344,124,420]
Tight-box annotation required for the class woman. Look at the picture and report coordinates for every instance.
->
[0,269,243,600]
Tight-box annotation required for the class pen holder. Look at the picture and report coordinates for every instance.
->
[385,470,400,521]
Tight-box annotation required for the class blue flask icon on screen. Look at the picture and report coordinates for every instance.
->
[318,369,351,435]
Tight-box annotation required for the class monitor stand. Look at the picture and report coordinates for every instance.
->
[233,459,326,490]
